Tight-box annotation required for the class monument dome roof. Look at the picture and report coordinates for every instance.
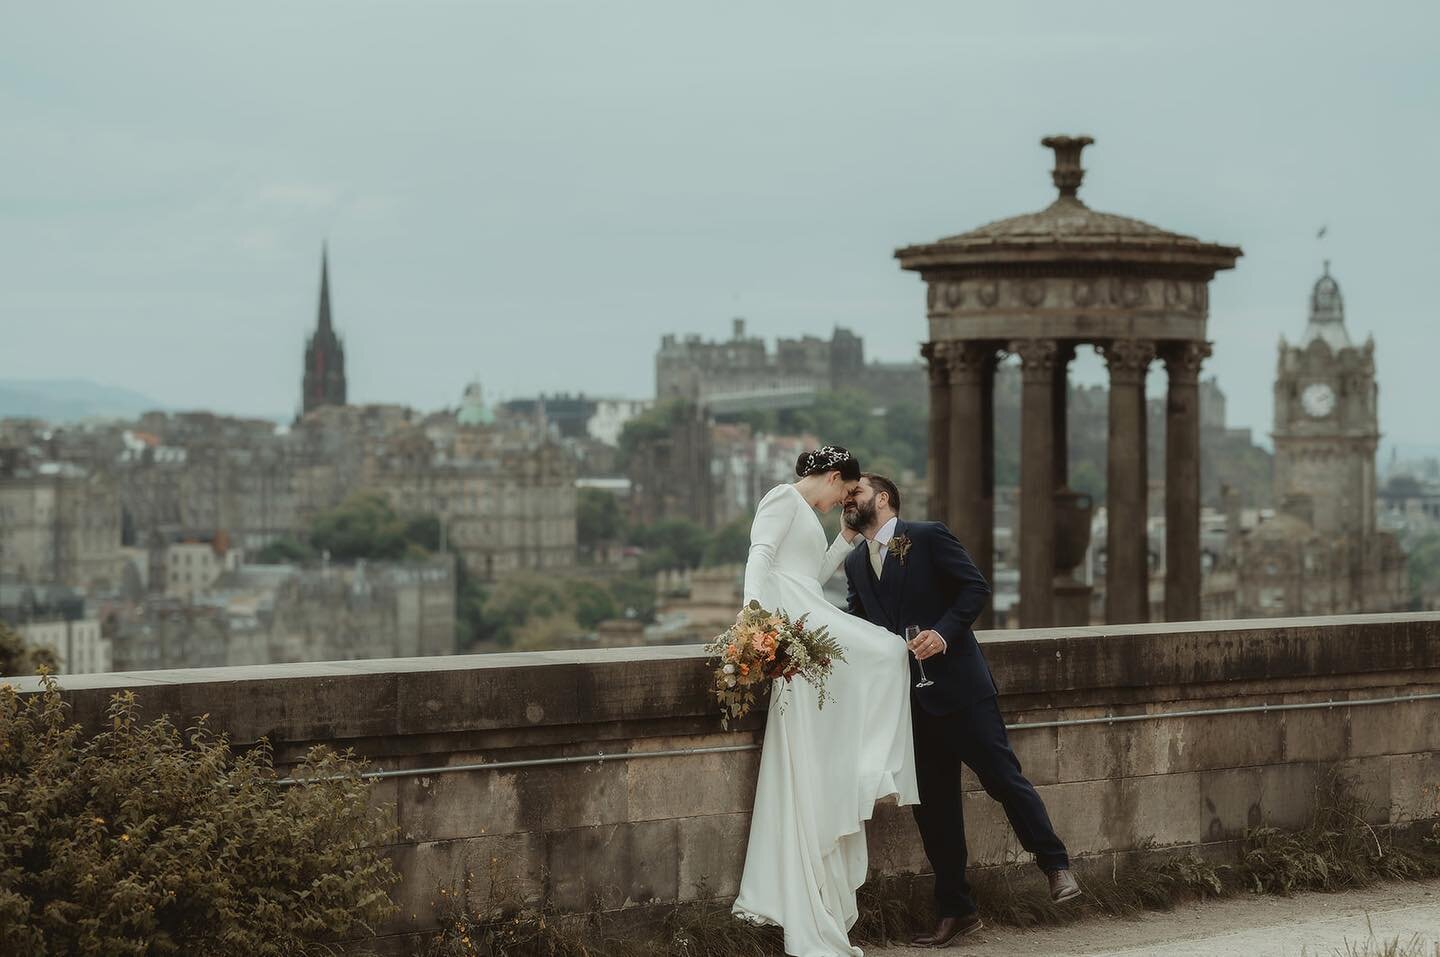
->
[895,135,1242,271]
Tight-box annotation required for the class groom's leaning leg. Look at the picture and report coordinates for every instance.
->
[955,694,1073,880]
[910,708,979,934]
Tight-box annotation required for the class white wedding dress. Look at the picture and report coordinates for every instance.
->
[732,483,919,957]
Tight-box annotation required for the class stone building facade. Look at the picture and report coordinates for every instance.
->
[374,420,577,580]
[0,459,123,591]
[228,559,456,664]
[656,319,924,412]
[16,616,110,675]
[110,558,456,669]
[1234,266,1408,616]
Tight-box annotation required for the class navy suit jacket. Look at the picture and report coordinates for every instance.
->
[844,519,997,716]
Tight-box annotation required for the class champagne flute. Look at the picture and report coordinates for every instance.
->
[904,625,935,689]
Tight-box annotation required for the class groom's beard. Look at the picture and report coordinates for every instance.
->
[845,498,877,534]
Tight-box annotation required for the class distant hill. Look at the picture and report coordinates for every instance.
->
[0,379,167,423]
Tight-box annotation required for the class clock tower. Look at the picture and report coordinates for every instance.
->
[1271,263,1379,539]
[1235,262,1406,618]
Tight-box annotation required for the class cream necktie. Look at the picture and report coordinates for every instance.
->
[867,537,885,580]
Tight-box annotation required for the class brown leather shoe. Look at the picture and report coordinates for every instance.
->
[1047,867,1082,903]
[909,912,983,947]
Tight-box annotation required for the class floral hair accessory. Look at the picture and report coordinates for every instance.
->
[799,446,853,477]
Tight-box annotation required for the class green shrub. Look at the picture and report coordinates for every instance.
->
[0,674,398,956]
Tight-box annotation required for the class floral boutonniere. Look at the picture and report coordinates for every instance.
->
[889,534,913,566]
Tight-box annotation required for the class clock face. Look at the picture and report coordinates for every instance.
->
[1301,383,1336,418]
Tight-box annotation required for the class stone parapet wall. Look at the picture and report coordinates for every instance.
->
[12,614,1440,954]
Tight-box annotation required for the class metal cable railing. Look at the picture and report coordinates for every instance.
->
[275,689,1440,786]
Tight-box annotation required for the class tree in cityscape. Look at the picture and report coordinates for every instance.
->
[252,536,317,565]
[569,580,620,630]
[1406,532,1440,609]
[703,518,752,566]
[478,575,583,650]
[728,390,929,479]
[0,621,57,678]
[307,492,437,562]
[616,399,695,470]
[577,487,626,558]
[629,518,709,573]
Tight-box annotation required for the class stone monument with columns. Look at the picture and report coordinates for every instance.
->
[896,136,1241,627]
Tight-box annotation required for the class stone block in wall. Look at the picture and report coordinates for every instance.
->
[1006,722,1061,787]
[381,838,466,935]
[1198,766,1263,842]
[395,767,532,844]
[1055,707,1285,784]
[866,802,927,874]
[545,819,681,912]
[1257,762,1321,830]
[1337,756,1393,827]
[1387,751,1440,823]
[1054,713,1125,783]
[625,748,762,823]
[1115,771,1204,848]
[381,831,548,935]
[531,761,632,832]
[1020,778,1119,858]
[463,831,547,913]
[1163,710,1284,775]
[1347,697,1440,760]
[1280,702,1350,764]
[960,792,1021,866]
[676,812,751,901]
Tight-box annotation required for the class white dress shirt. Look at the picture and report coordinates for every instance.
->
[870,516,899,562]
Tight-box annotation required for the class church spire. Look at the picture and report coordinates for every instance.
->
[300,243,347,417]
[317,242,333,334]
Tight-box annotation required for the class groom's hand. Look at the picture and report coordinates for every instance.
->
[908,629,947,660]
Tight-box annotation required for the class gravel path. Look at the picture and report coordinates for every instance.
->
[865,880,1440,957]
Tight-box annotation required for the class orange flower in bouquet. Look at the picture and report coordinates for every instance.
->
[705,600,847,728]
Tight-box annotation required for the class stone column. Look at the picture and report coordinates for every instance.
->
[922,341,951,525]
[1011,338,1059,628]
[1101,339,1155,624]
[1052,343,1076,489]
[947,342,998,628]
[1162,341,1211,622]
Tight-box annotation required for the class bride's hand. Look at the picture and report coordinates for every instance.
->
[840,525,861,544]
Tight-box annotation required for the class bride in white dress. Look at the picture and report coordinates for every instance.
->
[732,446,919,957]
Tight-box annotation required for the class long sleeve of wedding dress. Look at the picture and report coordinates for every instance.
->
[743,485,855,610]
[818,530,855,585]
[743,485,799,607]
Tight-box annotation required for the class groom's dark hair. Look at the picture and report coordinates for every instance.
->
[864,473,901,514]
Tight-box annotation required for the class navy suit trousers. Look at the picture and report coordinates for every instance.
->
[912,693,1070,917]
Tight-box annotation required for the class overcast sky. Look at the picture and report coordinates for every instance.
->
[3,1,1436,448]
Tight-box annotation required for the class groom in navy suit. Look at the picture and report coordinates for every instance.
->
[842,473,1079,947]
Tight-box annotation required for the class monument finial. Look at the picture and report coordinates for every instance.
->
[1040,135,1095,201]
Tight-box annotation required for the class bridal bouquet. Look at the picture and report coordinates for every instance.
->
[705,600,847,727]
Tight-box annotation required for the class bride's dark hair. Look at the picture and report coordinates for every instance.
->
[795,446,861,481]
